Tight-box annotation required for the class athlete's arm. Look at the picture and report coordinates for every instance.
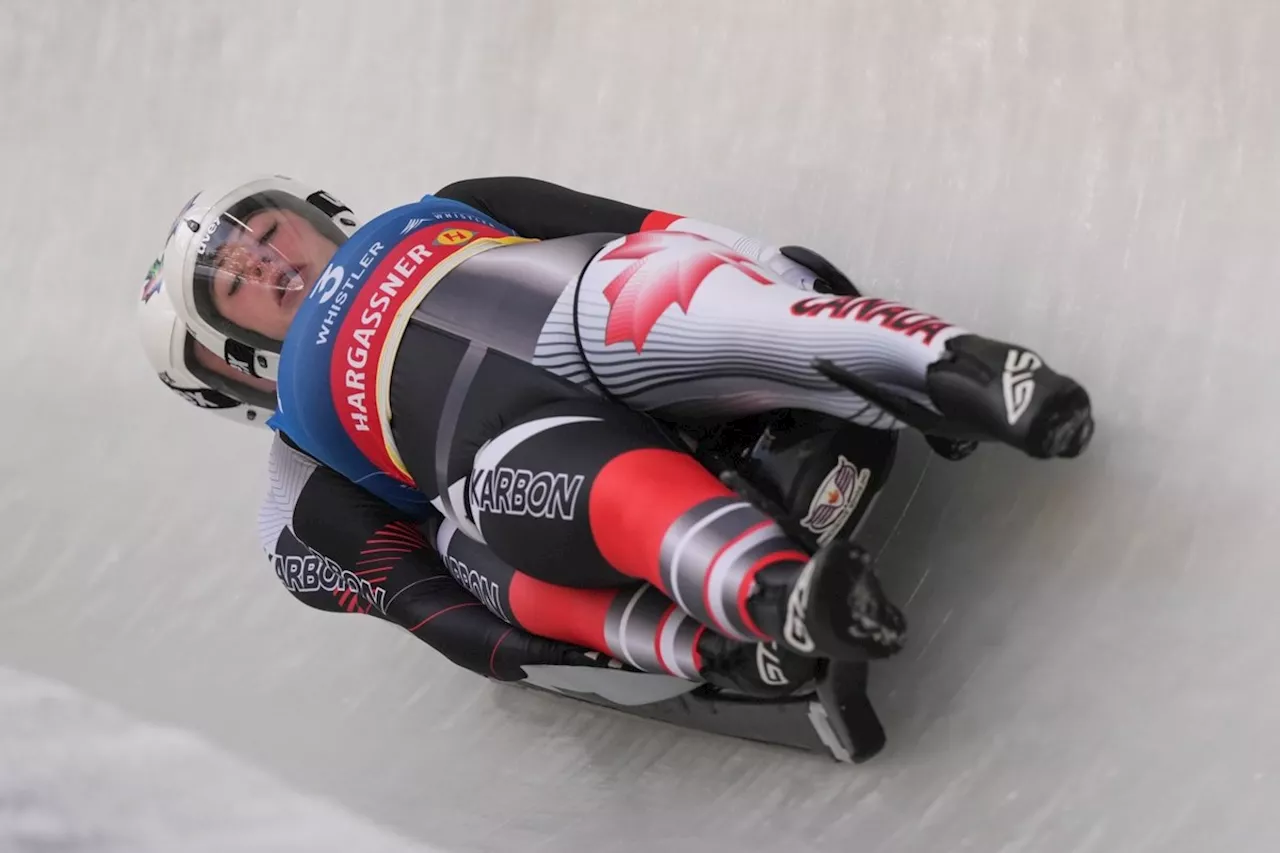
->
[434,176,822,289]
[435,176,652,238]
[258,434,600,681]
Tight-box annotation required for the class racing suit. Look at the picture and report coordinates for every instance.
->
[261,177,893,693]
[264,176,1090,677]
[259,408,893,690]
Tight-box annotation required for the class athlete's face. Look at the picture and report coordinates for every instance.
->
[208,208,338,341]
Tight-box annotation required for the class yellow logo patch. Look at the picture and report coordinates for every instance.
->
[435,228,475,246]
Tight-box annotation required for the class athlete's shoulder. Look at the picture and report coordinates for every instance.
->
[348,195,509,239]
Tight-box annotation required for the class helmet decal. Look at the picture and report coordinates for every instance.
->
[140,257,163,303]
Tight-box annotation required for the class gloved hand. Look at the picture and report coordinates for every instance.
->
[501,635,629,682]
[759,245,824,291]
[778,245,861,296]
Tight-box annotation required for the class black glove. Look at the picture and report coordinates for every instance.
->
[493,634,629,683]
[780,246,861,296]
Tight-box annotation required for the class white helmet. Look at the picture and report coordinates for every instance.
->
[137,256,275,427]
[158,175,359,383]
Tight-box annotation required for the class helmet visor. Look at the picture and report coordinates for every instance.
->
[191,190,345,351]
[184,334,278,412]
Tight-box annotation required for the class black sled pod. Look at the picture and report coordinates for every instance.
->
[504,417,901,764]
[513,656,887,763]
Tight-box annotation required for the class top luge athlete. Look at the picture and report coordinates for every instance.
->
[137,175,1093,697]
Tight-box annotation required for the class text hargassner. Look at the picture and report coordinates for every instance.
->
[341,241,435,433]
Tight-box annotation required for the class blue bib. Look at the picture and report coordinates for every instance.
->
[270,195,513,518]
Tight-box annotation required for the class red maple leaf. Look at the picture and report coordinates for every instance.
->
[599,231,774,352]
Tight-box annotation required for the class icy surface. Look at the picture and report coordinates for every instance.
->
[3,1,1280,851]
[0,667,436,852]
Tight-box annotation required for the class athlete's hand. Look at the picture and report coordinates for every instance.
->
[539,643,625,671]
[778,246,861,297]
[503,636,628,682]
[759,246,822,291]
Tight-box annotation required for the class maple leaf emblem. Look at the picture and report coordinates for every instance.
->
[599,231,774,352]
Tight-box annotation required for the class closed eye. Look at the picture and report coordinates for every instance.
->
[258,222,278,246]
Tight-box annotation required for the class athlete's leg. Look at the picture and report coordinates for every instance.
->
[385,317,904,661]
[563,231,1093,459]
[433,518,815,695]
[457,397,906,662]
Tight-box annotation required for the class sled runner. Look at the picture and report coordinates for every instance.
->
[515,657,887,763]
